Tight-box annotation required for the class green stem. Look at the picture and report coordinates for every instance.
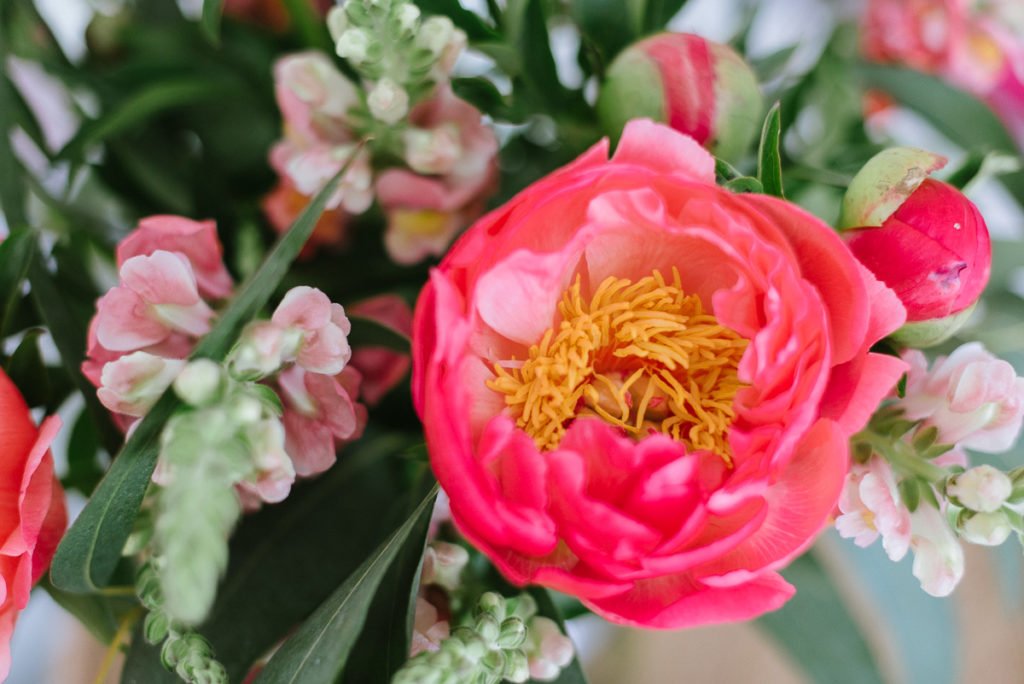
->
[856,431,949,483]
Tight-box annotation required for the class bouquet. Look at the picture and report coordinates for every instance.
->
[3,0,1024,682]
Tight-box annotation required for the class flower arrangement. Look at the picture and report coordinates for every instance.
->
[3,0,1024,682]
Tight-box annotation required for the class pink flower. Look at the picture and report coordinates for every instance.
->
[909,504,965,597]
[278,366,366,476]
[409,597,449,657]
[412,120,908,628]
[376,87,499,264]
[0,368,66,680]
[525,616,575,681]
[270,53,373,215]
[93,251,214,353]
[900,343,1024,452]
[237,418,295,508]
[117,216,233,300]
[272,286,352,375]
[97,351,186,417]
[349,294,414,406]
[597,33,764,161]
[835,456,912,561]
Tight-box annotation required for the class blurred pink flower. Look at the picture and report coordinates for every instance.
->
[262,178,349,254]
[376,86,498,264]
[409,597,449,657]
[900,343,1024,452]
[910,504,965,596]
[97,352,186,417]
[349,294,414,406]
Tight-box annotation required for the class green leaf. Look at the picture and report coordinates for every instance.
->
[5,329,48,407]
[0,228,36,339]
[641,0,689,33]
[757,550,885,684]
[49,147,363,595]
[201,0,226,45]
[341,470,435,684]
[725,176,764,194]
[415,0,500,42]
[57,79,226,162]
[41,577,138,645]
[507,0,577,113]
[528,588,589,683]
[255,483,439,684]
[64,407,106,496]
[899,477,922,513]
[282,0,332,51]
[0,33,27,228]
[757,102,784,198]
[571,0,638,64]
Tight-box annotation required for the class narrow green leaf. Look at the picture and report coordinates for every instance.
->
[255,484,439,684]
[899,478,922,513]
[571,0,637,63]
[757,550,885,684]
[642,0,689,33]
[0,228,36,339]
[757,101,784,198]
[201,0,226,45]
[5,329,48,407]
[64,406,106,495]
[415,0,500,41]
[528,588,589,683]
[0,34,27,228]
[57,79,226,162]
[49,146,364,594]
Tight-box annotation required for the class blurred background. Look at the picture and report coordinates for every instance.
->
[6,0,1024,682]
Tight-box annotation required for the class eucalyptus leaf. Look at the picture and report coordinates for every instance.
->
[757,548,885,684]
[757,102,784,198]
[50,148,363,595]
[254,484,439,684]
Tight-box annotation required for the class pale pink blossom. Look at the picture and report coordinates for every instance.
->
[409,597,449,657]
[420,541,468,592]
[97,352,186,417]
[278,366,366,476]
[947,464,1012,512]
[94,251,214,353]
[525,616,575,682]
[270,53,373,214]
[117,216,233,300]
[237,418,295,507]
[900,343,1024,452]
[272,286,352,375]
[376,86,498,264]
[229,321,300,380]
[835,456,912,561]
[349,294,413,406]
[909,504,965,597]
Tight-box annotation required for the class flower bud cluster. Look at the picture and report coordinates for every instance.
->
[839,341,1024,597]
[136,561,228,684]
[264,1,497,265]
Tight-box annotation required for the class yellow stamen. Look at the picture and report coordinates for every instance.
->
[487,269,748,464]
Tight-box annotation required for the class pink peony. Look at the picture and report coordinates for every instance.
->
[412,120,908,628]
[375,86,499,264]
[900,343,1024,452]
[0,368,66,679]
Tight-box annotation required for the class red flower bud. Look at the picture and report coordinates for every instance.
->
[597,33,763,161]
[841,148,991,346]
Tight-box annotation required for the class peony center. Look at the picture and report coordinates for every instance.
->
[487,270,748,463]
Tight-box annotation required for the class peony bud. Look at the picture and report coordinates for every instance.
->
[840,147,992,345]
[947,464,1013,513]
[959,510,1013,546]
[367,77,410,124]
[596,33,764,161]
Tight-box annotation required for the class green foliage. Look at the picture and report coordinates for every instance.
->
[201,0,227,45]
[254,483,438,684]
[757,102,785,198]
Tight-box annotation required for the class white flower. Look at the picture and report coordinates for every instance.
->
[173,358,223,407]
[835,457,912,561]
[947,464,1012,513]
[336,28,371,65]
[367,78,410,124]
[909,505,965,597]
[960,510,1013,546]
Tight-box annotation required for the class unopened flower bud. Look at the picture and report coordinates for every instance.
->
[597,33,764,161]
[840,148,992,344]
[228,321,296,380]
[327,6,349,43]
[417,16,455,57]
[475,592,506,621]
[476,613,501,644]
[367,78,410,124]
[173,359,224,407]
[228,394,264,425]
[504,649,530,683]
[525,617,574,682]
[425,541,468,591]
[144,611,171,644]
[336,28,371,65]
[396,3,420,32]
[948,464,1013,512]
[960,510,1013,546]
[497,617,527,649]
